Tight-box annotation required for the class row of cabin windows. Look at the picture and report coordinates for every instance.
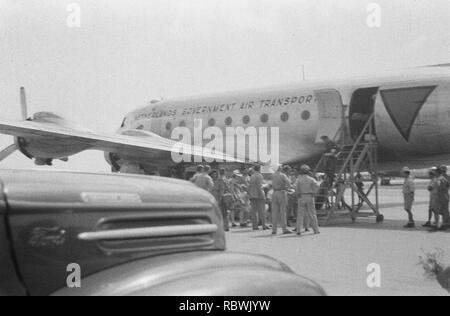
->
[163,110,311,131]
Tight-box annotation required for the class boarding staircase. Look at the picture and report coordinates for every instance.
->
[313,113,384,225]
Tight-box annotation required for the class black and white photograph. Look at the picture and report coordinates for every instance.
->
[0,0,449,299]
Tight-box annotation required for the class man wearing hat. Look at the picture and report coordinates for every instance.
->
[248,165,268,230]
[402,167,416,228]
[218,169,233,232]
[190,165,214,193]
[424,167,439,228]
[295,165,320,235]
[437,165,450,230]
[230,170,248,228]
[271,165,293,235]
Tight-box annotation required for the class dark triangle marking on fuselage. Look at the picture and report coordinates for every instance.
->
[380,86,437,142]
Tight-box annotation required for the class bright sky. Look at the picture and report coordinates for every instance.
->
[0,0,449,172]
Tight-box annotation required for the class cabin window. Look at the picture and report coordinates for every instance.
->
[281,112,289,122]
[260,114,269,123]
[225,117,233,126]
[243,115,251,125]
[301,111,311,121]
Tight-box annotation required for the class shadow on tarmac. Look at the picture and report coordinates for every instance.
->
[325,218,450,233]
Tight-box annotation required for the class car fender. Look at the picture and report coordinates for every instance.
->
[0,179,27,296]
[52,251,326,296]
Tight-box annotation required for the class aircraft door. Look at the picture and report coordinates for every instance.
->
[349,87,379,140]
[314,89,346,144]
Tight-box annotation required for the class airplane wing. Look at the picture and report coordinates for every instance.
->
[0,119,245,164]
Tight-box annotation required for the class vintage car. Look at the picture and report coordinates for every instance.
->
[0,169,326,296]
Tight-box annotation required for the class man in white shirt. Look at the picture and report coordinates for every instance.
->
[295,165,320,236]
[248,165,268,231]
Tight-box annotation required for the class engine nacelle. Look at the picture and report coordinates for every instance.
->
[15,112,91,165]
[104,128,174,174]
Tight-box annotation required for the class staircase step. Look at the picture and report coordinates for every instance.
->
[342,144,366,149]
[337,156,363,161]
[341,143,373,150]
[339,150,366,155]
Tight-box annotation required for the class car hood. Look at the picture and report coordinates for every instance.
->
[0,169,214,207]
[0,169,224,296]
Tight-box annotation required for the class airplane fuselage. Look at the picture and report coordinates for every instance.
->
[119,68,450,170]
[3,67,449,173]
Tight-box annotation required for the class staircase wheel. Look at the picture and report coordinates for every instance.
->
[376,214,384,223]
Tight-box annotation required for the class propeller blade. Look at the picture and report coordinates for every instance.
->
[0,144,18,162]
[20,87,28,120]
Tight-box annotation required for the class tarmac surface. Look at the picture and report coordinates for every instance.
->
[226,180,449,296]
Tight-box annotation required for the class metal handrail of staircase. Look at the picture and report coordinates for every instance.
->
[351,143,370,175]
[336,112,375,178]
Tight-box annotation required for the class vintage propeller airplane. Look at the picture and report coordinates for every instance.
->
[0,65,449,176]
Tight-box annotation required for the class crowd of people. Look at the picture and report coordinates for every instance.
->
[189,164,321,236]
[188,162,450,235]
[402,166,450,230]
